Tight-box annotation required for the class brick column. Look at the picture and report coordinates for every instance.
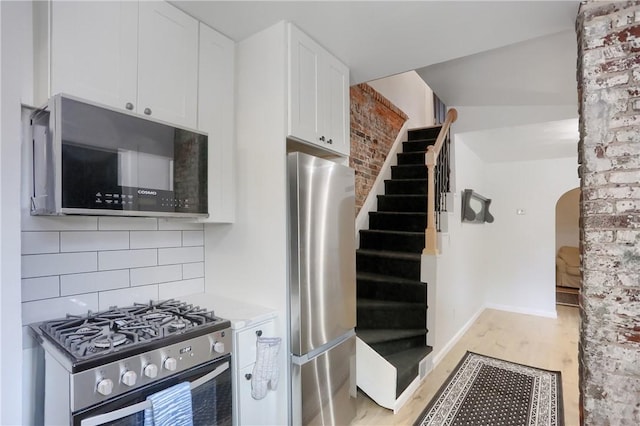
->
[577,2,640,424]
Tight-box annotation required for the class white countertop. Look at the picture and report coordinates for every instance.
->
[180,292,277,330]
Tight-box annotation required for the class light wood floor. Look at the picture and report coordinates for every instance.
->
[352,306,580,425]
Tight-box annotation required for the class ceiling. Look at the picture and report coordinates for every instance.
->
[172,0,582,162]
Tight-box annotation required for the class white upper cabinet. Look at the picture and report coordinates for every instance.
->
[288,25,350,156]
[137,2,198,128]
[198,23,236,223]
[288,29,321,146]
[50,1,138,111]
[46,1,198,129]
[324,55,350,155]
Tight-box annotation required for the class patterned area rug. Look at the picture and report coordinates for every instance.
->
[414,352,563,426]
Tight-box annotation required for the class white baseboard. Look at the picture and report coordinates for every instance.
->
[431,306,485,367]
[485,303,557,319]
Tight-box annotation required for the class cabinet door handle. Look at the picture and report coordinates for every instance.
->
[144,107,152,115]
[327,139,333,144]
[125,102,134,111]
[255,330,262,337]
[245,373,252,380]
[319,136,325,142]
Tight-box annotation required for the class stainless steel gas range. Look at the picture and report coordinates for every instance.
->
[30,299,232,426]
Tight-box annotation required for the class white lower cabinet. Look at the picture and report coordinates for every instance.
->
[233,319,278,426]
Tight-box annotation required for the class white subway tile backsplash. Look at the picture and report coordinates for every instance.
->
[182,230,204,247]
[158,219,204,231]
[22,276,60,302]
[130,231,181,249]
[158,246,203,265]
[182,262,204,279]
[22,293,99,324]
[61,270,130,296]
[99,217,158,231]
[21,215,207,323]
[99,285,158,311]
[159,278,204,300]
[22,215,98,232]
[99,249,157,271]
[22,252,98,278]
[21,232,59,255]
[61,231,129,252]
[130,265,182,286]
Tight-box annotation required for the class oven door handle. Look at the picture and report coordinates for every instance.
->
[80,361,230,426]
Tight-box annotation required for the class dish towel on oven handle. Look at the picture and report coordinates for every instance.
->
[143,381,193,426]
[251,336,282,400]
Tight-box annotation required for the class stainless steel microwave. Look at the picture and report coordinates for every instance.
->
[30,94,208,218]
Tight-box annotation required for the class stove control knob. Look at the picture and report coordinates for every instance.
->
[164,357,177,372]
[96,378,114,396]
[144,363,158,379]
[213,341,225,354]
[122,370,137,387]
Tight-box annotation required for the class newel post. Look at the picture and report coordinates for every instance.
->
[423,147,438,255]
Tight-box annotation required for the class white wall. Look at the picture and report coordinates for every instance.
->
[427,122,579,364]
[204,22,289,425]
[484,157,579,315]
[430,136,491,360]
[368,71,434,129]
[1,2,32,424]
[556,188,580,251]
[454,105,578,134]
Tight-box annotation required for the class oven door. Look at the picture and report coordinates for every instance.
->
[74,355,231,426]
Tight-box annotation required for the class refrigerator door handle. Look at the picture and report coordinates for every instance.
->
[291,329,356,365]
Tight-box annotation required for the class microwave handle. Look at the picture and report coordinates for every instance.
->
[80,361,229,426]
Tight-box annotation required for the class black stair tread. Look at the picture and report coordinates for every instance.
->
[385,178,427,183]
[357,298,423,309]
[370,211,426,216]
[360,229,424,237]
[397,151,427,156]
[385,345,434,371]
[357,272,425,286]
[392,164,427,169]
[378,194,426,200]
[357,328,426,345]
[404,138,437,144]
[357,249,421,261]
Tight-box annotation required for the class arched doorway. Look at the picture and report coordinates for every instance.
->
[555,188,580,306]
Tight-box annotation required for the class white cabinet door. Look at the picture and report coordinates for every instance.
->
[233,319,278,426]
[137,2,198,128]
[288,26,321,146]
[324,54,350,156]
[288,25,350,157]
[50,1,138,111]
[198,23,236,223]
[237,364,278,426]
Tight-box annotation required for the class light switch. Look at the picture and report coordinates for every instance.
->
[516,209,526,215]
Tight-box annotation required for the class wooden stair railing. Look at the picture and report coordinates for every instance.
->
[423,108,458,255]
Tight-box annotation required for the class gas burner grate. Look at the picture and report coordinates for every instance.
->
[39,299,223,361]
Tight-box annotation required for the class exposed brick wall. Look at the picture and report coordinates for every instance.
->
[350,83,408,213]
[577,2,640,424]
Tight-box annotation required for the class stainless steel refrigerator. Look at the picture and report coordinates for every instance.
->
[287,152,357,426]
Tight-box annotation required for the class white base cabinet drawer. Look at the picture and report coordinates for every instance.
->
[236,320,276,369]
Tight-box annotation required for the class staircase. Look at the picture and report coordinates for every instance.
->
[356,125,442,407]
